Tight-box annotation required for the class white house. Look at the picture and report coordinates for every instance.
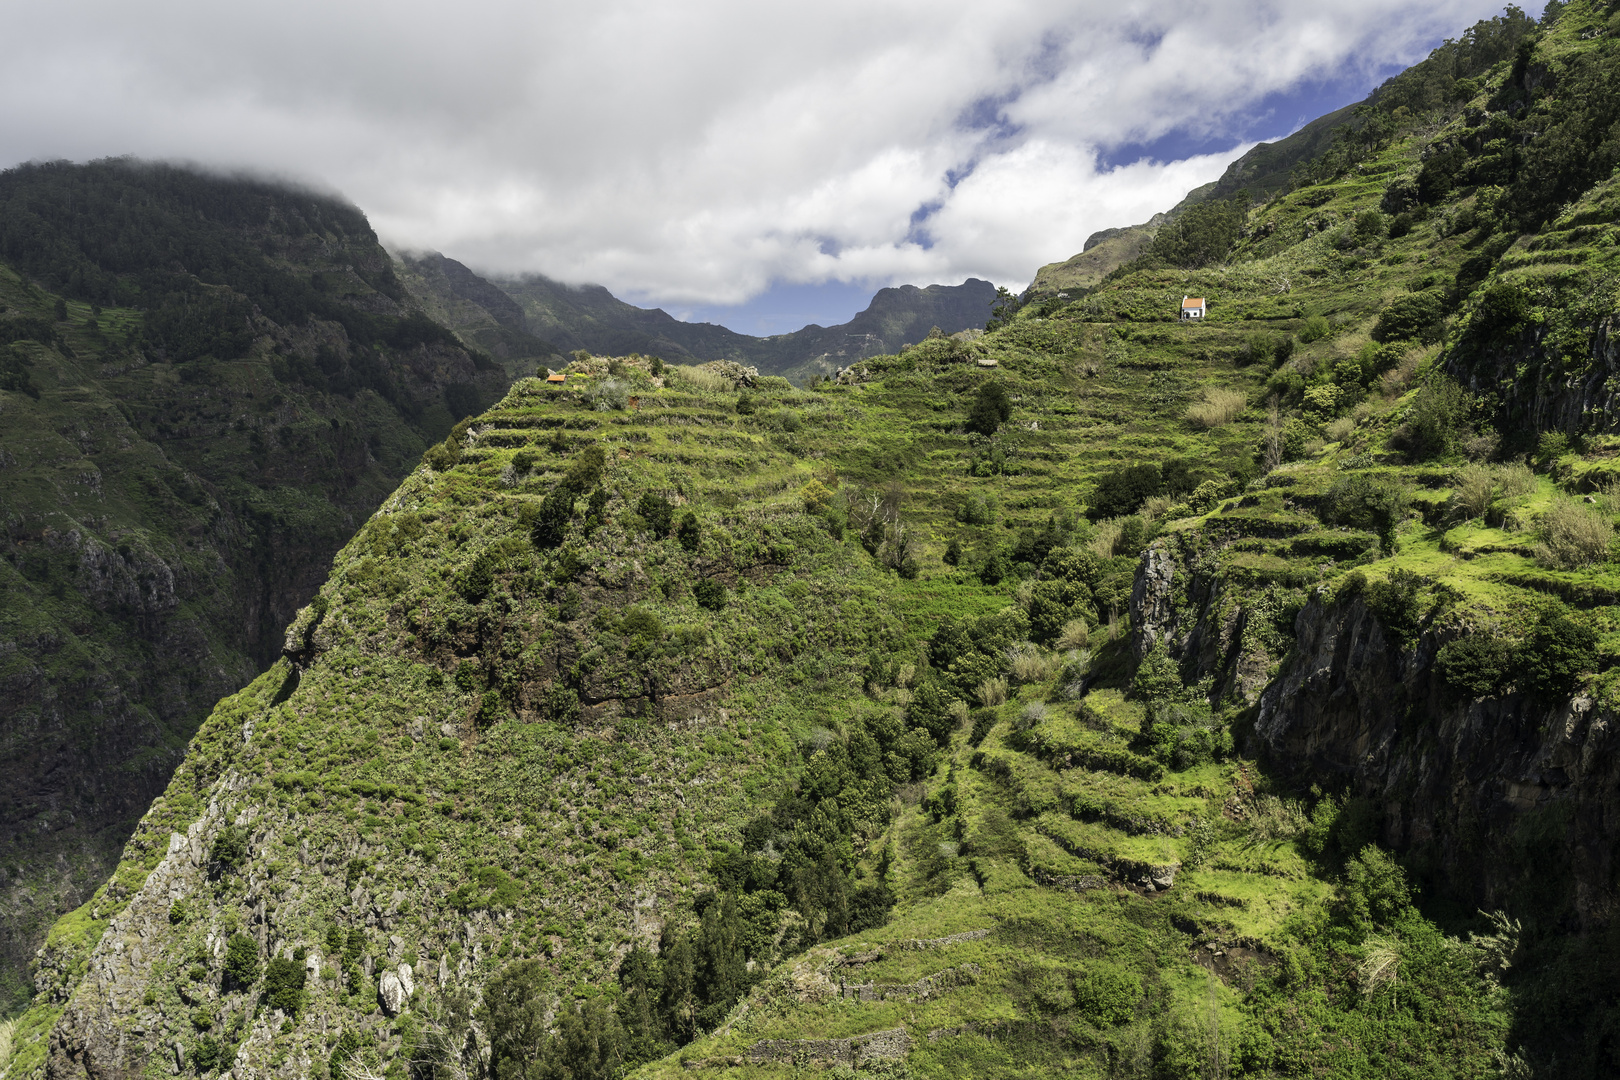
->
[1180,296,1206,319]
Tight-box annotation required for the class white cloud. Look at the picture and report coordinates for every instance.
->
[0,0,1510,302]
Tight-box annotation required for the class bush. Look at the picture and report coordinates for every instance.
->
[1185,387,1247,429]
[1448,464,1496,520]
[694,579,727,612]
[1372,290,1447,343]
[676,511,700,552]
[1088,464,1162,520]
[1436,635,1514,699]
[1393,376,1475,460]
[1299,314,1332,343]
[800,480,833,514]
[638,492,674,536]
[1363,569,1426,649]
[222,933,259,991]
[1319,474,1411,547]
[943,538,962,566]
[966,381,1012,436]
[211,826,248,875]
[1521,614,1597,697]
[584,378,629,411]
[1537,498,1613,569]
[263,954,308,1017]
[1073,962,1141,1025]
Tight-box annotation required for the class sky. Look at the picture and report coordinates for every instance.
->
[0,1,1515,335]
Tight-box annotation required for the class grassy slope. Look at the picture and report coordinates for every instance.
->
[14,8,1620,1079]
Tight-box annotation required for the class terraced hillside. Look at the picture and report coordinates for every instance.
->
[16,3,1620,1078]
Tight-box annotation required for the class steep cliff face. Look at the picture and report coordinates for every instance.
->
[1133,531,1620,931]
[1255,593,1620,929]
[0,161,510,1011]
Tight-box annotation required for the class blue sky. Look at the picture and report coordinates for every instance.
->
[648,45,1442,337]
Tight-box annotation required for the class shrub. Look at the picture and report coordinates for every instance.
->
[1521,614,1597,697]
[976,677,1008,707]
[800,480,833,514]
[676,511,701,552]
[1186,387,1247,429]
[584,378,629,411]
[943,538,962,566]
[1435,635,1514,699]
[1537,498,1614,570]
[694,579,727,612]
[1299,314,1332,343]
[978,549,1011,585]
[222,933,259,991]
[1088,464,1162,520]
[966,381,1012,436]
[638,492,674,536]
[1449,464,1496,520]
[211,826,248,875]
[735,392,756,415]
[1073,962,1142,1026]
[264,954,308,1017]
[1057,619,1090,650]
[1372,290,1447,343]
[1392,376,1475,460]
[1363,569,1426,649]
[1319,474,1412,547]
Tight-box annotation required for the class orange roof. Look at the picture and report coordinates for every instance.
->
[546,373,566,383]
[1181,297,1205,308]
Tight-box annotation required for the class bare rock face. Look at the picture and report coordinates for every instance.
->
[1255,594,1620,928]
[397,962,415,998]
[378,971,407,1016]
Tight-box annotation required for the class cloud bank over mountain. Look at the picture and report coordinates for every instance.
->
[1,0,1507,304]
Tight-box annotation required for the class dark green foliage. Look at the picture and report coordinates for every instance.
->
[638,492,674,536]
[329,1029,364,1080]
[735,392,756,416]
[1131,646,1227,770]
[1318,474,1411,548]
[562,445,605,494]
[1147,194,1247,269]
[210,826,248,876]
[1393,375,1476,460]
[191,1035,222,1073]
[985,285,1023,331]
[529,488,574,549]
[1363,568,1427,649]
[978,549,1011,585]
[1337,845,1412,932]
[1372,290,1447,343]
[1072,962,1141,1026]
[222,933,259,992]
[966,381,1012,436]
[955,493,997,525]
[481,960,551,1080]
[1087,463,1161,521]
[909,679,963,745]
[458,550,497,603]
[676,511,700,551]
[263,954,307,1018]
[943,537,962,566]
[693,579,727,612]
[1435,635,1514,699]
[1521,613,1596,698]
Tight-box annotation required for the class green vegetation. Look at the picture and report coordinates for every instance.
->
[21,5,1620,1079]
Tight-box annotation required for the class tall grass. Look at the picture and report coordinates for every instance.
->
[1185,386,1247,429]
[668,365,734,393]
[1537,497,1614,569]
[976,677,1008,707]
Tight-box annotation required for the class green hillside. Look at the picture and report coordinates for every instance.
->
[0,161,510,1014]
[14,3,1620,1079]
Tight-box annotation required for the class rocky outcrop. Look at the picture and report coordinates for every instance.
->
[1254,594,1620,928]
[1447,314,1620,441]
[746,1027,911,1067]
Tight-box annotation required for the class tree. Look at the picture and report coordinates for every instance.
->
[480,960,548,1080]
[222,933,259,991]
[966,381,1012,436]
[676,511,700,551]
